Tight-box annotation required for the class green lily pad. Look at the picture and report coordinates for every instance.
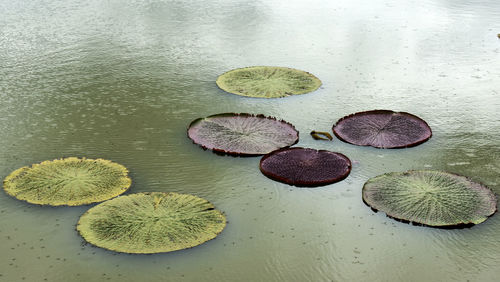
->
[216,66,322,98]
[77,192,226,254]
[188,113,299,156]
[363,170,497,227]
[3,157,131,206]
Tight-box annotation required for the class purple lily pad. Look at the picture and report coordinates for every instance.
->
[333,110,432,149]
[187,113,299,156]
[259,147,351,187]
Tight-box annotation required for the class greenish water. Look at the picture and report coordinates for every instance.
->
[1,0,499,281]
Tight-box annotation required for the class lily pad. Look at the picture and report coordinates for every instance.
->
[333,110,432,149]
[216,66,322,98]
[3,157,131,206]
[362,170,497,228]
[188,113,299,156]
[259,147,351,187]
[77,192,226,254]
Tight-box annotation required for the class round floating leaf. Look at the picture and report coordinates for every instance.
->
[77,192,226,254]
[333,110,432,149]
[216,66,322,98]
[363,170,497,227]
[3,157,131,206]
[260,147,351,187]
[188,113,299,156]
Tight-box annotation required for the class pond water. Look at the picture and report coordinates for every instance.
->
[1,0,499,281]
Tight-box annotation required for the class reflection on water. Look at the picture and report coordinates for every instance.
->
[1,0,499,281]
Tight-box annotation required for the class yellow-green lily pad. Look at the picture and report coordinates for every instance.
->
[216,66,322,98]
[77,192,226,254]
[3,157,131,206]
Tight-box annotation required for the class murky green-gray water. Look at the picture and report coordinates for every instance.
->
[1,0,499,281]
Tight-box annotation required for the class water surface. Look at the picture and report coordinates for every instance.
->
[1,0,499,281]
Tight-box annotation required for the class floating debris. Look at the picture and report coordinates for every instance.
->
[310,130,333,141]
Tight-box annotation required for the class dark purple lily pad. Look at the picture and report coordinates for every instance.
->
[259,147,351,187]
[187,113,299,156]
[333,110,432,149]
